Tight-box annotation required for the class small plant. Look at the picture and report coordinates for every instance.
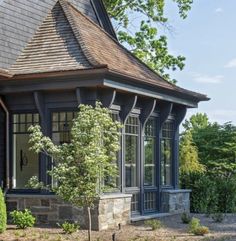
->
[181,212,191,224]
[0,188,7,234]
[212,213,224,223]
[10,209,36,229]
[188,217,200,233]
[144,219,163,231]
[193,226,209,236]
[58,221,80,234]
[188,217,209,236]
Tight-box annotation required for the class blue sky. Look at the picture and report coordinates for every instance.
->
[164,0,236,124]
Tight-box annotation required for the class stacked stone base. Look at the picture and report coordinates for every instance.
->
[6,193,132,231]
[161,189,191,213]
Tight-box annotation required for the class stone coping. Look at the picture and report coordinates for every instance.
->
[161,189,191,194]
[100,193,132,200]
[6,193,132,200]
[131,213,172,222]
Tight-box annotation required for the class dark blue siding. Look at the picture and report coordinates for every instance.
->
[0,106,5,188]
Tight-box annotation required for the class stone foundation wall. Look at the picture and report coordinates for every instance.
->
[6,193,132,231]
[161,189,191,213]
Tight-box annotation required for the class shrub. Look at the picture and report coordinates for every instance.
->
[192,226,209,236]
[188,218,200,233]
[188,217,209,236]
[216,177,236,213]
[211,213,224,223]
[180,172,218,213]
[59,221,80,234]
[0,188,7,234]
[10,209,35,229]
[181,212,191,224]
[144,219,163,231]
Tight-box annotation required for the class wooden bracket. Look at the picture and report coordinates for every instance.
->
[76,87,86,106]
[175,105,187,128]
[120,95,137,123]
[34,91,45,121]
[158,102,173,128]
[140,99,156,126]
[99,89,116,108]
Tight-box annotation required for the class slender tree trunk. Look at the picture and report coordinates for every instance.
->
[87,206,92,241]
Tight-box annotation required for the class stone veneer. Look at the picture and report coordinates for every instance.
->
[161,189,191,213]
[6,193,132,231]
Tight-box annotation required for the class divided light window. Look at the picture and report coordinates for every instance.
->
[125,116,139,188]
[144,118,157,187]
[52,112,76,144]
[161,121,174,186]
[12,113,39,189]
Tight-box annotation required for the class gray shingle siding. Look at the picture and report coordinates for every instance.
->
[0,0,106,69]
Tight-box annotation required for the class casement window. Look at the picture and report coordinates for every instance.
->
[12,113,39,189]
[51,111,76,144]
[125,116,139,188]
[161,120,174,186]
[144,118,157,187]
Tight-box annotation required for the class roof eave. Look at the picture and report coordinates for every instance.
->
[106,69,209,104]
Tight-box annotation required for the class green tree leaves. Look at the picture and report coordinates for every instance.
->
[29,103,121,208]
[103,0,193,83]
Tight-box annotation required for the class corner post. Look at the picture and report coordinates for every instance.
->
[173,105,187,189]
[156,102,173,211]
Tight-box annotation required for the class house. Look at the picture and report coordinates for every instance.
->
[0,0,209,230]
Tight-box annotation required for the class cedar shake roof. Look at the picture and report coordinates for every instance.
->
[5,0,208,102]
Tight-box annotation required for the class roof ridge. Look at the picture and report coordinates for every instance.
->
[62,0,176,88]
[59,0,107,69]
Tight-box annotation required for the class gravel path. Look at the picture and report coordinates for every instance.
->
[1,214,236,241]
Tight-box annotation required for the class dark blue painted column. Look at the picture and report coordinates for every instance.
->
[157,102,173,211]
[172,106,187,189]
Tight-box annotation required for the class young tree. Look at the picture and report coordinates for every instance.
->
[104,0,193,82]
[28,103,121,241]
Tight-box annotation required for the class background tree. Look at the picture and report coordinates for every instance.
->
[103,0,193,82]
[179,130,205,175]
[28,103,121,241]
[180,113,236,213]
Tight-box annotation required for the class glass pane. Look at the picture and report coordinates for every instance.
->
[131,193,139,213]
[144,192,157,211]
[60,112,66,122]
[13,133,39,189]
[161,139,172,186]
[52,113,59,122]
[125,135,138,187]
[144,138,156,186]
[26,114,32,123]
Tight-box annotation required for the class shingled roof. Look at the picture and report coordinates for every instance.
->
[2,0,208,102]
[0,0,115,69]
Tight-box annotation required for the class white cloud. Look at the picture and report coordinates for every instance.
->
[225,58,236,68]
[193,74,224,84]
[215,8,223,13]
